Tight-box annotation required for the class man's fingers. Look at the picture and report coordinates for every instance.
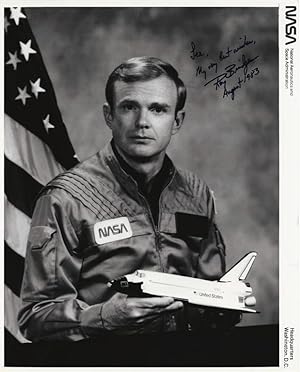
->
[135,296,175,309]
[133,300,184,323]
[127,297,183,318]
[143,299,183,316]
[164,300,184,312]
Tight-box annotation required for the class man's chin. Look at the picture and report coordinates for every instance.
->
[123,146,160,163]
[127,151,156,163]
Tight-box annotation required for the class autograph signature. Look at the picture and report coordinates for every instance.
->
[190,35,259,100]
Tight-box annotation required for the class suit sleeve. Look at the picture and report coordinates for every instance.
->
[18,191,105,341]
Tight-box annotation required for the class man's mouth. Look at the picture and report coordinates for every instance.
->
[130,135,154,140]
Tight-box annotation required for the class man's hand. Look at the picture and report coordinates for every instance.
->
[100,293,183,332]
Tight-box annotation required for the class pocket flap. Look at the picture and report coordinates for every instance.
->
[28,226,56,249]
[175,212,209,238]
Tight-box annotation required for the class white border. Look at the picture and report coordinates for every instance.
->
[0,1,283,7]
[1,0,299,371]
[279,2,300,372]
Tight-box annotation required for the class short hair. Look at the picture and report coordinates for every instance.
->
[105,56,187,114]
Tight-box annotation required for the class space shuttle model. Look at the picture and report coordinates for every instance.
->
[109,252,258,313]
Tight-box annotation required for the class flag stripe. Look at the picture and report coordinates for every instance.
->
[4,285,30,343]
[5,114,65,185]
[5,156,43,218]
[5,99,77,170]
[4,196,31,258]
[4,7,79,344]
[5,242,24,297]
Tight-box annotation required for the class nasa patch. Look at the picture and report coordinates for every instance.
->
[93,217,133,245]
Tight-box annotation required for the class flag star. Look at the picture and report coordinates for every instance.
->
[10,7,26,26]
[30,78,46,98]
[19,39,37,61]
[43,114,55,133]
[15,86,31,105]
[4,16,11,32]
[6,51,22,71]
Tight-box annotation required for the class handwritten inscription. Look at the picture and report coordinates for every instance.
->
[190,41,208,60]
[190,35,259,100]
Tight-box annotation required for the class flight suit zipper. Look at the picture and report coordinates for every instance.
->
[155,171,178,332]
[137,191,164,272]
[137,169,176,273]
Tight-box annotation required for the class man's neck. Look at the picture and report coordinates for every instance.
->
[114,143,165,184]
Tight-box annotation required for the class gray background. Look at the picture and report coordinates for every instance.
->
[27,7,278,326]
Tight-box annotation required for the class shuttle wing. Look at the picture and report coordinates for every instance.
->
[218,251,257,282]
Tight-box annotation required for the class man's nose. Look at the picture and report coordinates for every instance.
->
[135,108,150,128]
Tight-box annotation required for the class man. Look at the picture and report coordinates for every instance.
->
[19,56,244,341]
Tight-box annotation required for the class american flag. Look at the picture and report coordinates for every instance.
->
[4,7,79,343]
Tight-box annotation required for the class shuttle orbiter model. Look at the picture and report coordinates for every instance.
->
[108,251,258,313]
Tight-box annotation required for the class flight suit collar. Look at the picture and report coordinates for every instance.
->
[102,140,175,200]
[110,139,174,194]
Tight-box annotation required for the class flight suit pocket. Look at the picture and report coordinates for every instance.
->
[172,212,208,256]
[29,226,56,250]
[25,226,57,299]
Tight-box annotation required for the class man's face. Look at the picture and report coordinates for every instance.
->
[104,76,184,161]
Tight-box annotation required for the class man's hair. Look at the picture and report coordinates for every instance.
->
[105,56,187,114]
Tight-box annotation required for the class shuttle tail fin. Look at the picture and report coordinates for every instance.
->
[218,251,257,282]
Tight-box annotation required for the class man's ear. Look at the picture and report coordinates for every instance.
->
[103,103,113,129]
[172,110,185,135]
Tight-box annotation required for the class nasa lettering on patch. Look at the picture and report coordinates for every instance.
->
[94,217,133,245]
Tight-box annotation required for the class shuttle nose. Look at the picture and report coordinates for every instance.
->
[108,275,143,296]
[108,277,129,293]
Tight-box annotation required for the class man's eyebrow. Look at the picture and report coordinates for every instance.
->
[149,102,171,108]
[117,99,171,108]
[117,98,138,106]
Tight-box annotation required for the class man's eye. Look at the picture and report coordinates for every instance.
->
[122,104,136,111]
[150,106,166,114]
